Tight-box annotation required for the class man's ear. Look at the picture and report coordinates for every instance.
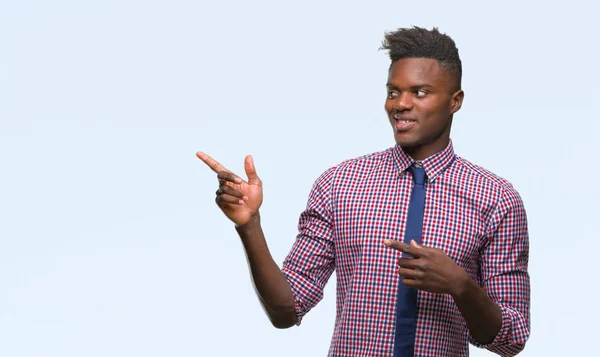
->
[450,89,464,115]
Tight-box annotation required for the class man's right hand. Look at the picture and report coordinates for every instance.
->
[196,152,263,227]
[197,151,297,329]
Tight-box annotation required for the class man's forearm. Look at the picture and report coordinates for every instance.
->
[452,275,502,345]
[235,213,297,328]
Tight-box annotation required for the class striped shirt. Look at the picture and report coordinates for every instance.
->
[282,141,530,356]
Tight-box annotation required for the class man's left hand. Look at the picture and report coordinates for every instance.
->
[384,239,469,297]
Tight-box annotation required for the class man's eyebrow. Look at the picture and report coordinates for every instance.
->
[412,84,433,89]
[386,83,434,90]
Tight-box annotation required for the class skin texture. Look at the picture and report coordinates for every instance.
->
[385,58,463,160]
[196,153,297,328]
[197,57,503,343]
[383,239,502,344]
[383,58,501,344]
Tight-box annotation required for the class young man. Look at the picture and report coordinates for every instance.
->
[197,27,530,357]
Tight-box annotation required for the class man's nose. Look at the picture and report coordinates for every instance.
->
[394,92,413,111]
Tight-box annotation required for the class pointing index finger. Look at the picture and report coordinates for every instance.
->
[383,239,422,257]
[196,152,230,174]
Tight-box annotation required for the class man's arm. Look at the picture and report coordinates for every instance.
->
[235,213,297,328]
[452,272,502,344]
[384,239,502,344]
[471,188,531,356]
[384,186,530,355]
[196,152,296,328]
[197,152,336,329]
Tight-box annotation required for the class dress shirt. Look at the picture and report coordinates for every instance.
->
[282,141,530,357]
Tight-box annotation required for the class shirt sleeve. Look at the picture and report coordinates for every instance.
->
[281,168,336,325]
[470,187,531,356]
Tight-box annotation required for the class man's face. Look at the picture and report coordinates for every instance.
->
[385,58,463,160]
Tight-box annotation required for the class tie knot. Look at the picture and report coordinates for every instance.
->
[408,165,426,185]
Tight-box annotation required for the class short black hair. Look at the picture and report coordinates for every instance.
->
[380,26,462,89]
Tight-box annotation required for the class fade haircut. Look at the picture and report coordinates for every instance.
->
[380,26,462,90]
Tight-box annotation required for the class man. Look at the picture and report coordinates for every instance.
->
[197,26,530,357]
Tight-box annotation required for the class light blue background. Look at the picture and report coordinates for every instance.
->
[1,1,598,356]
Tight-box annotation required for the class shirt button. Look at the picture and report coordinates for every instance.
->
[414,162,422,168]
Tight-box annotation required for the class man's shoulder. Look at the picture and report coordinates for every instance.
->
[330,147,394,177]
[312,148,394,187]
[336,148,392,172]
[454,156,522,203]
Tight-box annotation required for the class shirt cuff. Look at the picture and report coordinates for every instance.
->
[282,268,322,326]
[469,304,527,357]
[292,297,305,326]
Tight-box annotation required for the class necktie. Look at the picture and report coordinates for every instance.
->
[394,164,427,357]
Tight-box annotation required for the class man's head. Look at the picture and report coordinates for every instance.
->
[380,27,464,160]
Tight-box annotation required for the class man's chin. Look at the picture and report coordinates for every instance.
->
[394,134,419,148]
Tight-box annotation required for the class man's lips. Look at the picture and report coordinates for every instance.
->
[392,114,417,131]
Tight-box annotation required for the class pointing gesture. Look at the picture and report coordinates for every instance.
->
[197,152,263,226]
[383,239,471,297]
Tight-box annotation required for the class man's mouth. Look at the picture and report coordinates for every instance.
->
[393,114,417,131]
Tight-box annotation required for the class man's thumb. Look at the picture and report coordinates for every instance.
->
[410,239,423,248]
[245,155,260,184]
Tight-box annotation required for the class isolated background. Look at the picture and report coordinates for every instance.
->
[1,1,598,356]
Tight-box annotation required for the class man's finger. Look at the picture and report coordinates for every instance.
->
[401,277,419,288]
[383,239,404,251]
[383,239,423,257]
[244,155,261,185]
[219,185,246,200]
[410,239,424,249]
[397,257,419,268]
[398,267,422,279]
[197,152,230,174]
[217,171,243,184]
[216,194,244,206]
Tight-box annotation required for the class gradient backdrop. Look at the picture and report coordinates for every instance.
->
[1,1,598,356]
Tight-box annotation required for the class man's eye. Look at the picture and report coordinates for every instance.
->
[387,91,398,99]
[416,90,427,97]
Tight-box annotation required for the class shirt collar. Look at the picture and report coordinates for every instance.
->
[391,140,456,182]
